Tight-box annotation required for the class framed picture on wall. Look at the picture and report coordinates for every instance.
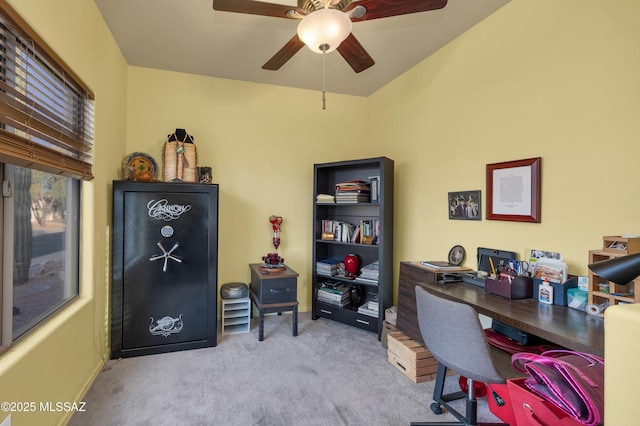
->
[486,157,541,223]
[448,190,481,220]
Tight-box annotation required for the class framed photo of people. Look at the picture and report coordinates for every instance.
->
[448,190,481,220]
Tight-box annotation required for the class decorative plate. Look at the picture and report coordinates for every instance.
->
[448,245,466,266]
[123,152,158,179]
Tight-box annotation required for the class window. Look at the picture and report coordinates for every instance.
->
[0,1,93,347]
[3,165,80,340]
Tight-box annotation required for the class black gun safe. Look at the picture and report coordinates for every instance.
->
[111,181,219,358]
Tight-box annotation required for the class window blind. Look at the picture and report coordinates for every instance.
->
[0,0,94,180]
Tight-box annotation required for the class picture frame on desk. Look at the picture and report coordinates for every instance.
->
[486,157,541,223]
[448,190,481,220]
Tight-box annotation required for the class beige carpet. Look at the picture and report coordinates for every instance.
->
[69,312,501,425]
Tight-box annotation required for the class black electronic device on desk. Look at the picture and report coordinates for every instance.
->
[460,247,518,288]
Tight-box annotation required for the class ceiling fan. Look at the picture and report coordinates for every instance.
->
[212,0,448,73]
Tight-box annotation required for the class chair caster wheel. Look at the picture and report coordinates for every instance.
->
[430,402,442,415]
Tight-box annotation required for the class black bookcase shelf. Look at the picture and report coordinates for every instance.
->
[311,157,394,338]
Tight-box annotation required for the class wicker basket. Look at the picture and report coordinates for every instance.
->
[162,130,197,182]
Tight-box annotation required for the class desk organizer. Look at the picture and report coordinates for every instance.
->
[532,276,578,306]
[485,276,533,300]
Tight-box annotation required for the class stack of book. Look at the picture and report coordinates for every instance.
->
[317,281,350,307]
[357,296,379,317]
[358,261,379,284]
[335,180,370,204]
[316,257,344,276]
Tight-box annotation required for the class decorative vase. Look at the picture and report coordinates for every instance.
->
[344,253,359,278]
[349,283,364,308]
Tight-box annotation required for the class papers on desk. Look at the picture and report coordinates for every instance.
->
[420,261,467,271]
[528,248,567,283]
[532,259,567,283]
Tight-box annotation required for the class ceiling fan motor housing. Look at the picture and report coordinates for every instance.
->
[297,7,353,53]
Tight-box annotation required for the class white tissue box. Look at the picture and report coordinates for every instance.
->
[567,288,588,311]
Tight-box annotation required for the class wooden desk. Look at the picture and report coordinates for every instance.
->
[397,262,604,357]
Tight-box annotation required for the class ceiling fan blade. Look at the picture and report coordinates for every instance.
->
[213,0,305,19]
[337,33,375,73]
[262,34,306,70]
[345,0,448,22]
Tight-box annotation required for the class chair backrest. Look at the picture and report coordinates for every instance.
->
[415,286,506,384]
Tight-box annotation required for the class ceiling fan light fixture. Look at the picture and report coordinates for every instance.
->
[297,7,352,54]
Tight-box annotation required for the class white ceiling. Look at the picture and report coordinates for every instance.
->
[94,0,509,97]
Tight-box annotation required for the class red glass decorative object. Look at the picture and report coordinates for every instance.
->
[262,252,284,266]
[269,215,283,250]
[344,254,359,278]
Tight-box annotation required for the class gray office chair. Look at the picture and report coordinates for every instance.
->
[411,286,523,426]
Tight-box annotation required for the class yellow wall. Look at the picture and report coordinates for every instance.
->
[126,67,369,311]
[0,0,128,424]
[0,0,638,424]
[368,0,640,274]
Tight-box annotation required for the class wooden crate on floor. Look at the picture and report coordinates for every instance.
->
[387,331,440,383]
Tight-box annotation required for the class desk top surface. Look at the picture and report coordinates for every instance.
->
[416,280,604,357]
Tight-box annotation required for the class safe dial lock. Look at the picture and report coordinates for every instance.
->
[149,242,183,272]
[160,225,174,238]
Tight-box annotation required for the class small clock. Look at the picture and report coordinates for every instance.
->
[448,245,466,266]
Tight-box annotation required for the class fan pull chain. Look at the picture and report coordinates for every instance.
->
[322,50,326,110]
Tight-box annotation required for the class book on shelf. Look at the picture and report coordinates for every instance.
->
[368,175,380,203]
[335,180,370,191]
[317,295,350,307]
[321,219,361,243]
[317,285,350,307]
[318,280,345,294]
[335,180,371,203]
[356,293,379,317]
[355,276,378,285]
[360,219,379,245]
[335,195,370,204]
[357,261,379,284]
[317,290,348,303]
[366,296,379,311]
[316,193,335,203]
[357,305,378,317]
[316,257,344,276]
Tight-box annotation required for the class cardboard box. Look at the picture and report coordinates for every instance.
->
[387,331,440,383]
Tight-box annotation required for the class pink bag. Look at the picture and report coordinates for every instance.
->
[511,350,604,426]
